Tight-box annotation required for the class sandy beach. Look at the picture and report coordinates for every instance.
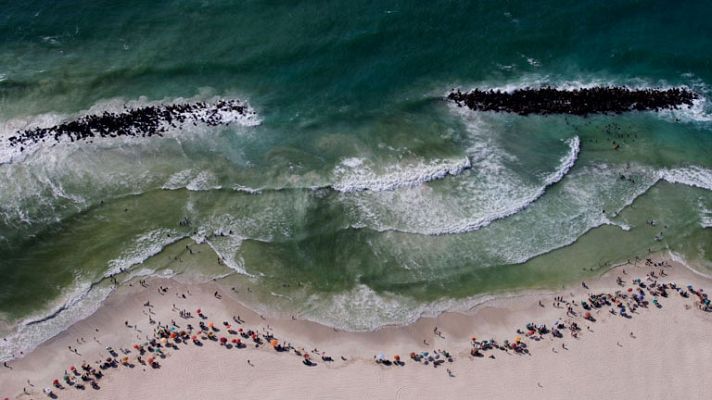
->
[1,255,711,400]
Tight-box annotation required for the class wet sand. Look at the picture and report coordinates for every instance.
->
[1,255,711,400]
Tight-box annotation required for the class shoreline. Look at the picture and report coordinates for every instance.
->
[0,248,709,363]
[1,253,711,399]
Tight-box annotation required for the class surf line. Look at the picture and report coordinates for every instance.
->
[447,86,698,116]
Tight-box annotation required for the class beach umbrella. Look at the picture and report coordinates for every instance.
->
[514,336,522,343]
[231,338,238,344]
[53,379,60,386]
[132,344,140,350]
[219,336,228,344]
[238,328,243,332]
[627,288,633,292]
[69,365,76,371]
[270,339,279,347]
[196,308,201,314]
[584,312,592,319]
[304,353,310,359]
[393,355,400,362]
[160,338,167,345]
[208,322,214,329]
[170,332,177,339]
[191,335,198,341]
[471,336,477,341]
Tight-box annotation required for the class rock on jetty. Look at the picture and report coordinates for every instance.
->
[447,86,698,116]
[7,99,255,151]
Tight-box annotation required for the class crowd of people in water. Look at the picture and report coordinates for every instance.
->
[6,99,254,152]
[447,86,698,116]
[4,259,711,399]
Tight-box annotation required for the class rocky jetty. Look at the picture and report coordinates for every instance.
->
[7,99,254,151]
[447,86,698,116]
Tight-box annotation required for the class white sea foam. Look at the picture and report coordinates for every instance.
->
[303,284,498,331]
[346,133,580,236]
[161,169,195,190]
[105,228,186,277]
[699,202,712,229]
[439,135,579,235]
[659,166,712,191]
[330,156,472,193]
[0,281,113,362]
[191,227,253,277]
[185,170,222,191]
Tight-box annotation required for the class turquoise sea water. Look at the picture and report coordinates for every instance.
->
[1,0,711,359]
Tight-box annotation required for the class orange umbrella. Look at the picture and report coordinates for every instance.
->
[393,355,400,361]
[160,338,167,345]
[208,322,214,329]
[514,336,522,343]
[270,339,279,347]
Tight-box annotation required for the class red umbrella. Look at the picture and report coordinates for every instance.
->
[53,379,60,385]
[191,335,198,341]
[231,338,238,344]
[627,288,633,292]
[196,308,201,314]
[584,312,592,319]
[132,344,140,350]
[69,366,76,371]
[219,337,227,344]
[303,353,310,359]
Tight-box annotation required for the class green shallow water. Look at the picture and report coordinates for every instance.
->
[1,0,712,357]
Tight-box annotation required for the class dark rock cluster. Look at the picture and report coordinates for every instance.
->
[7,99,253,151]
[447,86,698,116]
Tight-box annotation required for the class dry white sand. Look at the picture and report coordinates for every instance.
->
[1,256,711,400]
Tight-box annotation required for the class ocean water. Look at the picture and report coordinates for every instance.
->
[1,0,712,359]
